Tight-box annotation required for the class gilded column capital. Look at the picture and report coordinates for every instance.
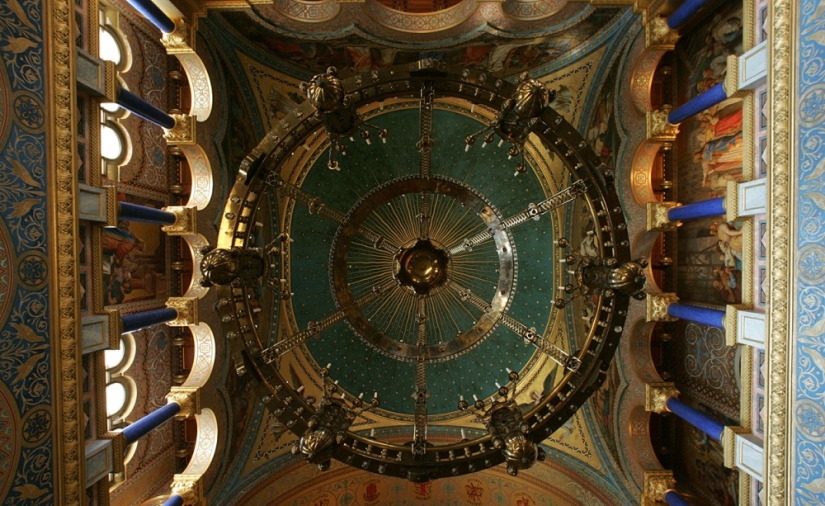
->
[643,470,676,502]
[722,425,749,468]
[645,382,679,413]
[161,18,191,54]
[645,16,680,49]
[167,387,200,418]
[723,54,740,96]
[162,206,197,235]
[646,105,680,140]
[164,113,196,144]
[646,292,679,322]
[165,297,198,326]
[171,475,203,504]
[646,201,680,231]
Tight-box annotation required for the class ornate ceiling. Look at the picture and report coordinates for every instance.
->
[194,3,647,504]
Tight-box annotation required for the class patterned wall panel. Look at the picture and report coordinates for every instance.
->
[0,0,56,503]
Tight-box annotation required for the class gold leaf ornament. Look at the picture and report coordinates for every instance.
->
[2,37,37,54]
[9,198,38,218]
[11,159,40,188]
[804,192,825,211]
[11,322,41,343]
[14,484,47,499]
[13,352,44,383]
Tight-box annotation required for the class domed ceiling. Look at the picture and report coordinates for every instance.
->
[195,3,644,503]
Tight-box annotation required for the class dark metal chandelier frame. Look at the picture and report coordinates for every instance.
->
[211,59,639,482]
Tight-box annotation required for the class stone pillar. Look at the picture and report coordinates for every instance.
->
[646,383,725,441]
[117,201,177,225]
[664,490,691,506]
[121,307,178,334]
[667,82,728,124]
[121,401,181,445]
[666,303,725,329]
[116,88,176,129]
[666,197,726,221]
[122,0,176,33]
[666,0,711,30]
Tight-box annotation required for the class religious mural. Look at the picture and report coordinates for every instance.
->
[102,195,167,306]
[215,9,621,78]
[674,3,746,307]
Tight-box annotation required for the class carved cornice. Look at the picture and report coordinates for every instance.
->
[164,113,196,144]
[741,219,755,306]
[50,0,83,500]
[168,387,201,418]
[105,185,118,227]
[166,297,199,326]
[162,206,198,235]
[161,18,191,54]
[646,105,679,140]
[645,15,679,49]
[645,382,679,413]
[643,470,676,501]
[646,201,679,231]
[722,425,749,469]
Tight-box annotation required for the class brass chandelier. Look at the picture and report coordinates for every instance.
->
[201,59,645,482]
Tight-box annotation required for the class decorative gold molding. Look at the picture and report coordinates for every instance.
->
[105,185,118,227]
[645,15,679,49]
[47,0,83,500]
[103,60,117,103]
[645,382,679,413]
[722,425,749,469]
[164,113,196,144]
[725,180,739,222]
[167,387,201,418]
[724,54,740,97]
[766,0,792,503]
[740,344,754,431]
[643,470,676,502]
[741,218,755,306]
[646,106,680,140]
[723,305,754,347]
[106,307,122,348]
[742,92,755,180]
[166,297,199,326]
[161,206,198,235]
[646,201,679,231]
[104,431,126,474]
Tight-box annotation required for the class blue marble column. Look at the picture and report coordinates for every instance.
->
[122,401,181,445]
[667,303,726,329]
[667,197,726,221]
[163,495,185,506]
[666,397,725,441]
[122,0,176,34]
[121,307,178,334]
[664,490,691,506]
[667,82,728,124]
[118,202,177,225]
[116,88,176,129]
[666,0,711,30]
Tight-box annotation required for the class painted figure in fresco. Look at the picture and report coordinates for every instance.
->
[710,221,743,269]
[712,265,741,303]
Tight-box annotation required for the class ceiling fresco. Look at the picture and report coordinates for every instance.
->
[205,6,626,79]
[197,4,641,503]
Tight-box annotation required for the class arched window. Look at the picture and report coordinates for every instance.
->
[104,334,136,427]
